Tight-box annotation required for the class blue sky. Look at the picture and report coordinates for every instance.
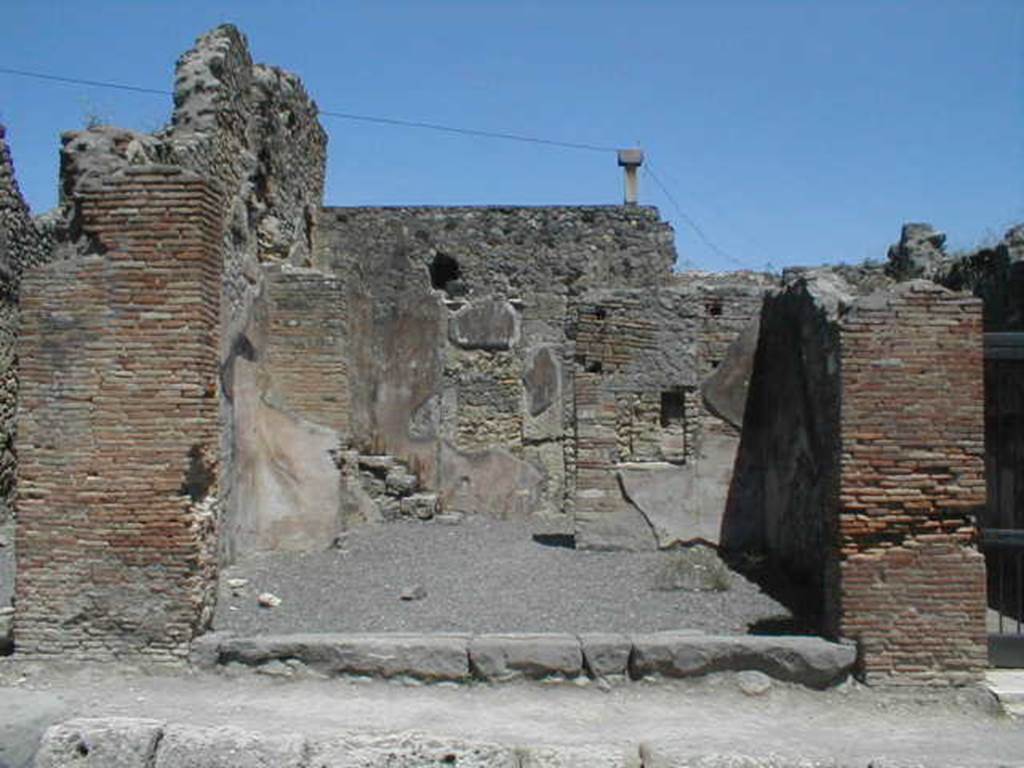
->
[2,1,1021,272]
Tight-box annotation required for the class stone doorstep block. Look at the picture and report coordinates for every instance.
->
[469,633,583,680]
[218,633,471,682]
[577,633,632,678]
[629,633,857,689]
[34,718,165,768]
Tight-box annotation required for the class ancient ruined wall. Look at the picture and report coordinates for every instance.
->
[571,290,697,550]
[0,127,53,519]
[164,27,328,561]
[730,277,987,682]
[222,264,349,556]
[311,206,678,527]
[687,272,777,435]
[259,266,349,432]
[315,205,676,296]
[722,276,844,621]
[569,283,775,551]
[838,281,986,684]
[14,168,222,660]
[939,225,1024,332]
[54,26,328,561]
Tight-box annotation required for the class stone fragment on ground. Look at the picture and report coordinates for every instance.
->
[736,670,772,696]
[385,468,418,496]
[399,493,439,520]
[399,585,426,601]
[226,578,248,598]
[257,592,282,608]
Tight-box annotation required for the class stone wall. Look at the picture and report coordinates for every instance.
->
[729,277,987,683]
[14,168,222,660]
[570,278,775,551]
[312,206,687,530]
[306,206,774,540]
[571,289,697,550]
[315,205,677,297]
[0,127,53,519]
[938,224,1024,332]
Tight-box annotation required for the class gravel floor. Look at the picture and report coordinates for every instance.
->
[214,517,790,636]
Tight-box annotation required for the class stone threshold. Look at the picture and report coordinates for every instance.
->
[191,630,857,689]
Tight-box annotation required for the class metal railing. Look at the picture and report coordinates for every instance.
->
[982,528,1024,666]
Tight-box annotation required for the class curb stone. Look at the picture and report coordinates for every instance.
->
[577,632,632,678]
[195,630,857,688]
[630,634,857,689]
[469,633,583,680]
[218,633,471,681]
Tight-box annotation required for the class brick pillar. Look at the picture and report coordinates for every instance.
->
[838,281,987,684]
[15,167,222,661]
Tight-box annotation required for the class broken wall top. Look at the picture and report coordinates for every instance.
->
[315,205,678,297]
[56,24,327,268]
[0,126,53,293]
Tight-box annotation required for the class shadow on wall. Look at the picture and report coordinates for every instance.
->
[719,278,845,636]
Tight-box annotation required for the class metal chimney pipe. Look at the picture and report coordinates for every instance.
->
[617,148,644,205]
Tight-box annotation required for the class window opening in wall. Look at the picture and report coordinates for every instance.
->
[660,389,686,428]
[429,252,462,294]
[706,299,723,317]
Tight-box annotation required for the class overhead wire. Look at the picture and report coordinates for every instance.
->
[0,66,173,97]
[644,160,750,271]
[0,66,615,153]
[0,64,753,270]
[318,109,616,153]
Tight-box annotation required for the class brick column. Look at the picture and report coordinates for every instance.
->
[838,281,987,684]
[15,167,222,661]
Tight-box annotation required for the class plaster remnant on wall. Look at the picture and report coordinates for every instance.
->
[448,298,519,351]
[523,346,560,418]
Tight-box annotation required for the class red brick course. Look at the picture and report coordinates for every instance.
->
[261,266,348,433]
[838,282,987,683]
[14,168,222,660]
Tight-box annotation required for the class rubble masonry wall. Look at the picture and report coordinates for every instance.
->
[0,127,53,519]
